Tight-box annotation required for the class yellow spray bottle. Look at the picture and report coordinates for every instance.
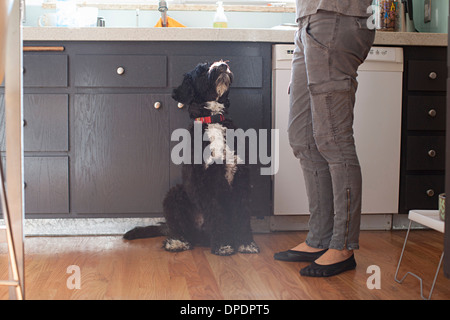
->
[213,1,228,28]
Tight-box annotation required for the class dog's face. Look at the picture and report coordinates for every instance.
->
[172,60,233,107]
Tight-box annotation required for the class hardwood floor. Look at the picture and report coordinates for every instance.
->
[0,230,449,300]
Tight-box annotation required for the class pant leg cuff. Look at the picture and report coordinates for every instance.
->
[305,238,330,250]
[328,241,359,251]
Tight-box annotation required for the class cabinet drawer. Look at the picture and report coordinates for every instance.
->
[170,56,263,88]
[1,54,68,87]
[23,54,68,87]
[0,94,69,152]
[74,55,167,88]
[406,136,445,171]
[1,157,69,214]
[407,60,447,92]
[24,157,69,214]
[407,96,446,131]
[404,175,444,210]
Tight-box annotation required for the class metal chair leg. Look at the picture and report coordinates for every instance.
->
[394,221,412,284]
[394,220,444,300]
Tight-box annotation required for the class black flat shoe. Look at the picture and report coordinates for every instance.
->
[274,249,328,262]
[300,254,356,277]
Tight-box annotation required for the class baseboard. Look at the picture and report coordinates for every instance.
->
[23,217,165,237]
[0,214,421,237]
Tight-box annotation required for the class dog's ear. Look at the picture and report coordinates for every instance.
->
[172,74,194,105]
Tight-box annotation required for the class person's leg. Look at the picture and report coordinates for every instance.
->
[287,20,335,251]
[300,11,375,270]
[273,22,333,263]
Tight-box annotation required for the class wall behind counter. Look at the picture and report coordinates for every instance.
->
[25,4,296,28]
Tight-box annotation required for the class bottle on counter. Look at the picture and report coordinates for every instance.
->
[213,1,228,28]
[56,0,77,27]
[376,0,401,31]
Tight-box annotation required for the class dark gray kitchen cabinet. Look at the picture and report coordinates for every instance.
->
[71,93,170,214]
[1,41,272,218]
[399,46,447,213]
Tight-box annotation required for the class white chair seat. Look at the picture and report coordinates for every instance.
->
[408,210,445,234]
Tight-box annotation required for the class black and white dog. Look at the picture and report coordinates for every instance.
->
[124,61,259,256]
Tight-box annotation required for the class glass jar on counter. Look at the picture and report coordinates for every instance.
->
[376,0,401,31]
[56,0,77,27]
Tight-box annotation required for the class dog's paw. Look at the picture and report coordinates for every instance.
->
[238,241,260,254]
[163,238,192,252]
[213,245,235,256]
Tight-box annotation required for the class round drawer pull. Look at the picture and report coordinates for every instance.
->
[116,67,125,75]
[154,101,161,109]
[426,189,435,197]
[428,109,437,117]
[177,103,184,109]
[429,72,437,80]
[428,149,436,158]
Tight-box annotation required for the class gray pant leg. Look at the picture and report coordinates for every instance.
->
[289,11,375,250]
[288,27,334,250]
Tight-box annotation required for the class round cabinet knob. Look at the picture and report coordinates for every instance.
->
[426,189,435,197]
[429,72,437,80]
[154,101,161,109]
[428,109,437,117]
[116,67,125,75]
[428,149,436,158]
[177,103,184,109]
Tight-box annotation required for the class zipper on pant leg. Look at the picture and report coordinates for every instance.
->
[344,188,350,248]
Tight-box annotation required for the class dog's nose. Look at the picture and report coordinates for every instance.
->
[218,63,228,72]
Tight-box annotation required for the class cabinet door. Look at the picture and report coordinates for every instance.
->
[0,156,69,215]
[25,157,69,214]
[407,60,447,92]
[0,94,68,152]
[404,175,444,210]
[71,94,170,214]
[406,136,446,171]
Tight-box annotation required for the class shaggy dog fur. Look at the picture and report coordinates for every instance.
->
[124,61,259,256]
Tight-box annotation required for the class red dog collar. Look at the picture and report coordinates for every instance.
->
[194,114,225,124]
